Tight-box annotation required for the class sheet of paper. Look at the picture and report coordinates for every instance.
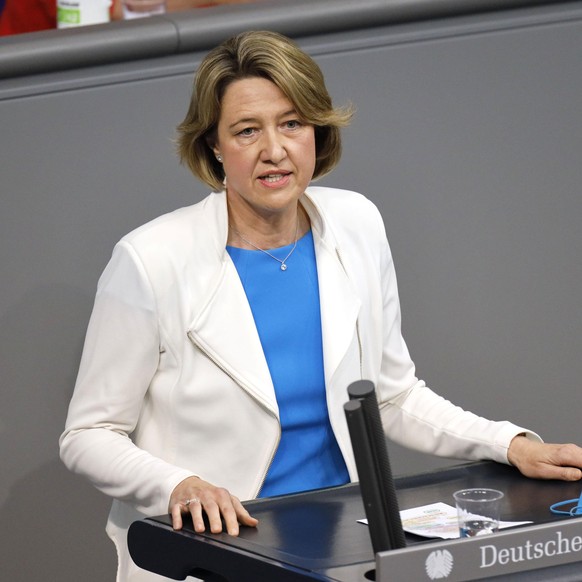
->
[358,502,532,539]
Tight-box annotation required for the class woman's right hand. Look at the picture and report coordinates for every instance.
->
[169,476,259,535]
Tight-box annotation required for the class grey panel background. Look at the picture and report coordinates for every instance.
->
[1,2,581,580]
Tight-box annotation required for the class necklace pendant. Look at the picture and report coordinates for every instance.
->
[280,263,287,271]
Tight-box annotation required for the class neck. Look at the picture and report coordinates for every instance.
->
[227,204,309,249]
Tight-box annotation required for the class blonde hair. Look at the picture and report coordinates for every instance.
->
[176,30,354,191]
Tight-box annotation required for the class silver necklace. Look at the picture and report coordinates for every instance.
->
[230,219,299,271]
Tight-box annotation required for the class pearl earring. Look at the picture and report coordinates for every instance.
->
[216,154,223,163]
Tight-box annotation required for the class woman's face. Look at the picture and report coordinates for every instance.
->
[213,76,316,224]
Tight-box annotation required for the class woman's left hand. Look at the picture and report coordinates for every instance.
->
[508,436,582,481]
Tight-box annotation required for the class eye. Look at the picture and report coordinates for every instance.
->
[284,120,302,129]
[237,127,256,137]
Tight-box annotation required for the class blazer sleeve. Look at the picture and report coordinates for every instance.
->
[371,208,541,464]
[59,241,194,516]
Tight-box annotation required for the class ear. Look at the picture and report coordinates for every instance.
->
[205,133,219,157]
[209,144,222,163]
[210,144,221,158]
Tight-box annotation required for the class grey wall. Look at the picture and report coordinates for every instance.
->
[1,1,581,579]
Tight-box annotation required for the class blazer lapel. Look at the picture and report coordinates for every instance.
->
[187,257,278,415]
[313,226,361,391]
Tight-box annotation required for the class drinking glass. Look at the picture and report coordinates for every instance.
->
[453,488,504,537]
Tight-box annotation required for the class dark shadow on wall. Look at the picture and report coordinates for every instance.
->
[0,284,116,581]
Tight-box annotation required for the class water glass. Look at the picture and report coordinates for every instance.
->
[453,488,504,537]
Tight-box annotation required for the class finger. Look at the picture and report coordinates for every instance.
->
[555,466,582,481]
[202,499,226,534]
[528,462,582,481]
[218,501,241,536]
[170,503,184,531]
[187,499,206,533]
[232,497,259,527]
[552,443,582,468]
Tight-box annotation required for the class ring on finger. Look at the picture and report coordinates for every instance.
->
[184,498,200,507]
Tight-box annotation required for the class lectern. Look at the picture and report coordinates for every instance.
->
[128,461,582,581]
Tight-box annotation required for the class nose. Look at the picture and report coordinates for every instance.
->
[260,129,287,164]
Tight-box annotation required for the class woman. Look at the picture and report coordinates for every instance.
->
[60,30,582,582]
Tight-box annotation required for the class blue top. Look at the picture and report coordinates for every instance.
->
[227,229,349,497]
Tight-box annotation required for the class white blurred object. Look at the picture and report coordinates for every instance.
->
[57,0,112,28]
[122,0,166,18]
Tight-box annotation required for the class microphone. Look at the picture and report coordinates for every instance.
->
[344,380,406,553]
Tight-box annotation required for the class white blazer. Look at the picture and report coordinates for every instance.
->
[60,187,536,581]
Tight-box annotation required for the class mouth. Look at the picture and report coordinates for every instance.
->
[258,171,291,184]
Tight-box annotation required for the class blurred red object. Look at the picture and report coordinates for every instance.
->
[0,0,57,35]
